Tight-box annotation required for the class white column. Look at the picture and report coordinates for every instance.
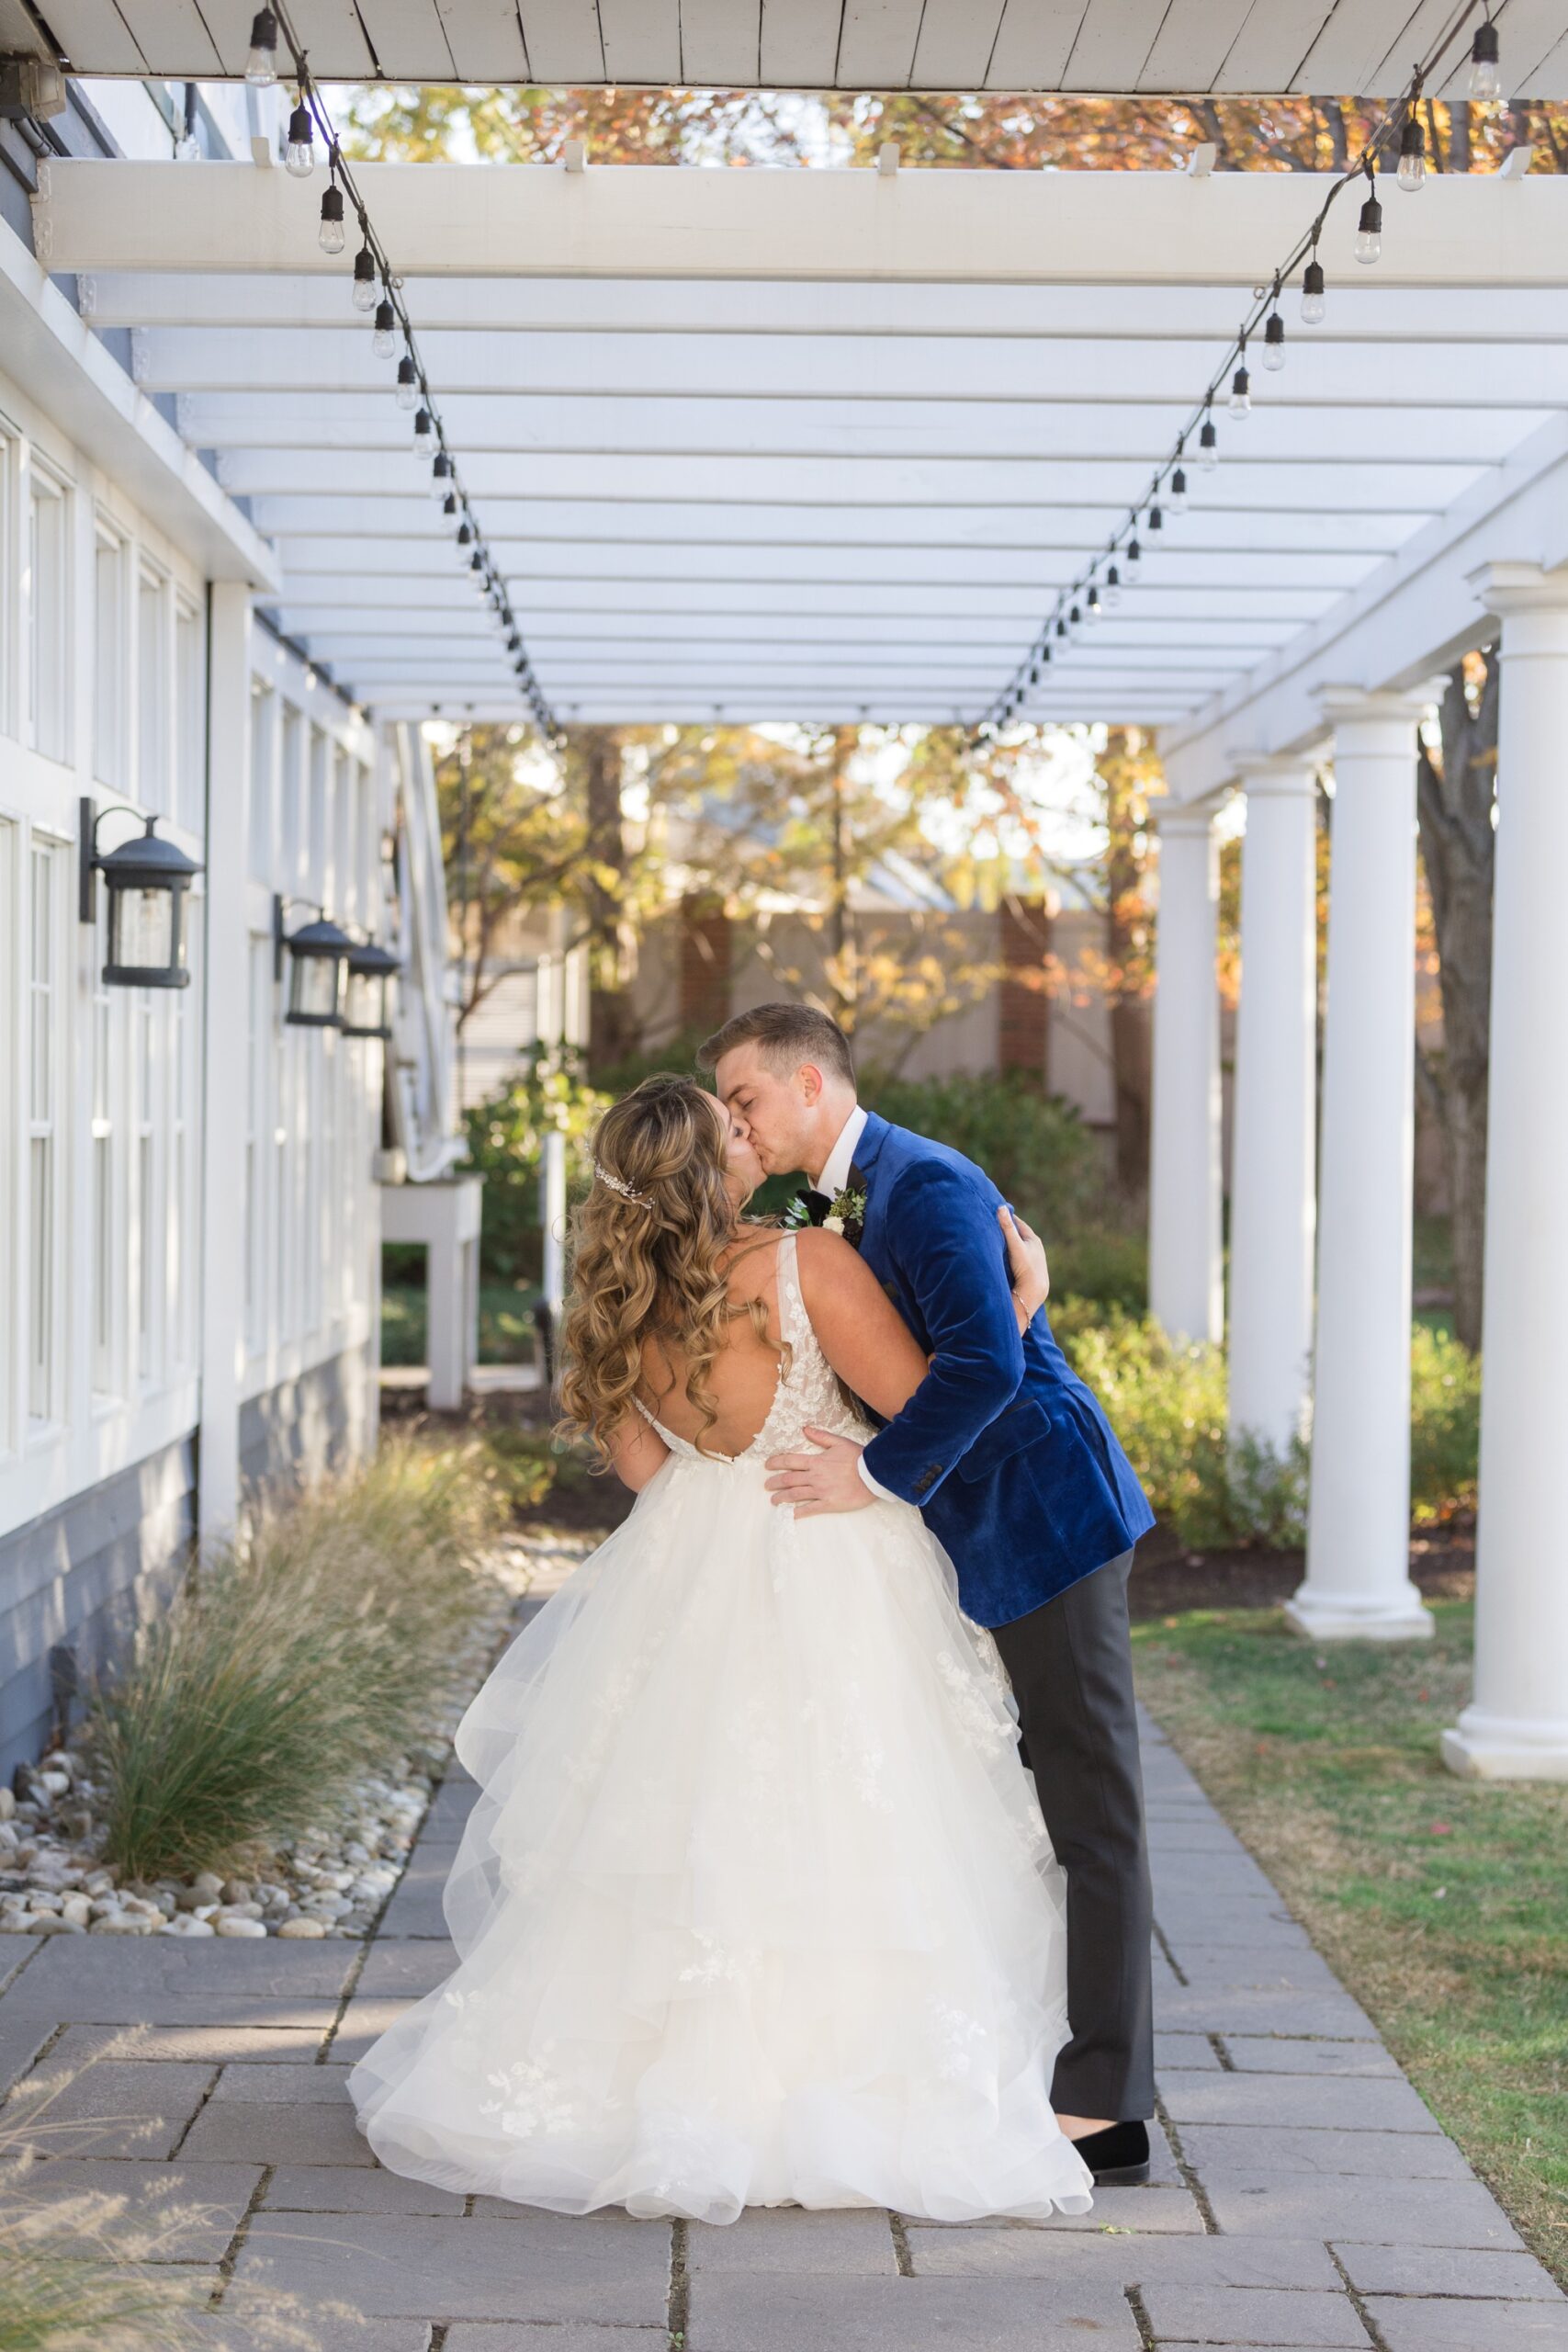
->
[1288,684,1442,1643]
[197,582,252,1540]
[1227,752,1320,1457]
[1148,792,1225,1346]
[1444,565,1568,1778]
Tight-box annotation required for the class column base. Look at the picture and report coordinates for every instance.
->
[1283,1584,1434,1642]
[1441,1707,1568,1782]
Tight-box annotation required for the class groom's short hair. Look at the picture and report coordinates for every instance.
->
[697,1003,856,1087]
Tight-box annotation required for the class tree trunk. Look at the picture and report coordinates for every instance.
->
[1416,657,1498,1351]
[1101,730,1155,1191]
[579,728,639,1075]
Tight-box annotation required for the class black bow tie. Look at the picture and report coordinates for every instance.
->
[799,1187,833,1227]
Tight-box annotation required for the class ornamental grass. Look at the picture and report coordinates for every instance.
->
[86,1436,503,1886]
[0,2042,327,2350]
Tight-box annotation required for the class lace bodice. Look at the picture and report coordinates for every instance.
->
[635,1231,871,1467]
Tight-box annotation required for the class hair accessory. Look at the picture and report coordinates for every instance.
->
[593,1159,652,1205]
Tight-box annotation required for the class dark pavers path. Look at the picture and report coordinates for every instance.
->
[1,1602,1561,2349]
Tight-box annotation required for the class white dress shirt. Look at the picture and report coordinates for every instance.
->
[808,1106,894,1501]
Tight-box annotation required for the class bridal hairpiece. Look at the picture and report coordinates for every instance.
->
[593,1160,652,1205]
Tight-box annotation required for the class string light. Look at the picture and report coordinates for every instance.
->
[1470,13,1500,99]
[284,95,314,177]
[1302,247,1326,325]
[318,179,344,254]
[1229,335,1251,419]
[263,0,558,740]
[1397,109,1427,191]
[1355,161,1383,263]
[966,4,1495,731]
[244,6,278,82]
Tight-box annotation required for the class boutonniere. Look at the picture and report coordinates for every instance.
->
[823,1186,867,1241]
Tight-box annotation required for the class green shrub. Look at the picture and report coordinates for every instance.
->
[1410,1323,1482,1524]
[460,1057,610,1285]
[1055,1308,1479,1549]
[87,1439,503,1884]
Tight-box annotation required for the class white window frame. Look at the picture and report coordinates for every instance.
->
[175,593,204,839]
[93,516,129,792]
[26,458,72,766]
[26,835,67,1430]
[135,557,170,819]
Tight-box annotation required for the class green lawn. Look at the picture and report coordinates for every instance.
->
[381,1282,541,1367]
[1134,1601,1568,2285]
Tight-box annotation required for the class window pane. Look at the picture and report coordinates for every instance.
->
[138,569,168,816]
[28,477,70,763]
[95,532,126,788]
[29,1136,51,1417]
[175,601,203,835]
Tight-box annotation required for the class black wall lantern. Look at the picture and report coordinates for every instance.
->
[79,797,203,989]
[341,938,400,1040]
[274,894,353,1028]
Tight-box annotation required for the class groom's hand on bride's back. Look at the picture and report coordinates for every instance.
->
[765,1428,874,1518]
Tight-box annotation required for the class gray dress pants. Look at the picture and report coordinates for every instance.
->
[989,1550,1156,2122]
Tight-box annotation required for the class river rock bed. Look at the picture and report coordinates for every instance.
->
[0,1532,581,1941]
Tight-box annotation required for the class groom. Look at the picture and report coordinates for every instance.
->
[701,1002,1157,2186]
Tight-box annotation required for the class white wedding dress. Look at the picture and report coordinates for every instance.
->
[349,1234,1094,2224]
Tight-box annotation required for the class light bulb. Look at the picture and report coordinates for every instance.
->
[352,245,377,311]
[1068,602,1083,636]
[1397,115,1426,191]
[395,356,418,411]
[442,492,460,530]
[1229,362,1251,419]
[1199,417,1218,470]
[1086,586,1101,620]
[285,101,314,179]
[1055,617,1068,643]
[1124,537,1142,582]
[1301,259,1325,325]
[412,407,435,457]
[1261,311,1285,370]
[1105,564,1122,606]
[455,522,473,563]
[470,552,488,594]
[1470,17,1500,99]
[1167,468,1188,515]
[1355,194,1382,264]
[432,452,453,500]
[1146,503,1164,535]
[244,6,278,82]
[319,185,345,255]
[372,300,396,359]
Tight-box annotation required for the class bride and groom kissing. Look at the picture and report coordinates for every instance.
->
[350,1001,1157,2225]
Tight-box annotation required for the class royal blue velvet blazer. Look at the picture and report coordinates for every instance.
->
[852,1111,1156,1628]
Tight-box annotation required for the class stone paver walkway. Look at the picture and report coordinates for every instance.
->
[1,1668,1562,2350]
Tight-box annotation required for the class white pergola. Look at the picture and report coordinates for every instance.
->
[18,0,1568,97]
[21,78,1568,1778]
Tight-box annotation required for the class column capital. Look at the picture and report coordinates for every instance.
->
[1468,558,1568,617]
[1152,786,1228,837]
[1229,748,1324,798]
[1314,679,1450,729]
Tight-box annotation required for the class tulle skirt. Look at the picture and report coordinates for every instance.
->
[347,1454,1094,2224]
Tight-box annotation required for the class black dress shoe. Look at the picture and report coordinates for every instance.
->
[1070,2119,1150,2186]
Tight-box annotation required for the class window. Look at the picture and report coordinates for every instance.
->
[308,727,329,905]
[0,429,14,739]
[175,597,203,836]
[91,982,118,1395]
[248,682,274,879]
[28,840,62,1422]
[94,524,128,789]
[0,820,13,1442]
[279,705,303,894]
[168,933,197,1369]
[27,467,70,763]
[245,935,268,1354]
[137,564,169,817]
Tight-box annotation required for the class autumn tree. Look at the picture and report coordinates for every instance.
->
[1416,656,1498,1352]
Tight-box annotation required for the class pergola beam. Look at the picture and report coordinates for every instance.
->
[133,327,1568,410]
[41,164,1568,289]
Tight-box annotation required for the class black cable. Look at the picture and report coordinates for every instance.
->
[977,0,1492,734]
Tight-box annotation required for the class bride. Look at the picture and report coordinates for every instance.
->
[349,1074,1095,2225]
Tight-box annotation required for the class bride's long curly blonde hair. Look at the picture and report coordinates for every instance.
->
[556,1074,778,1463]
